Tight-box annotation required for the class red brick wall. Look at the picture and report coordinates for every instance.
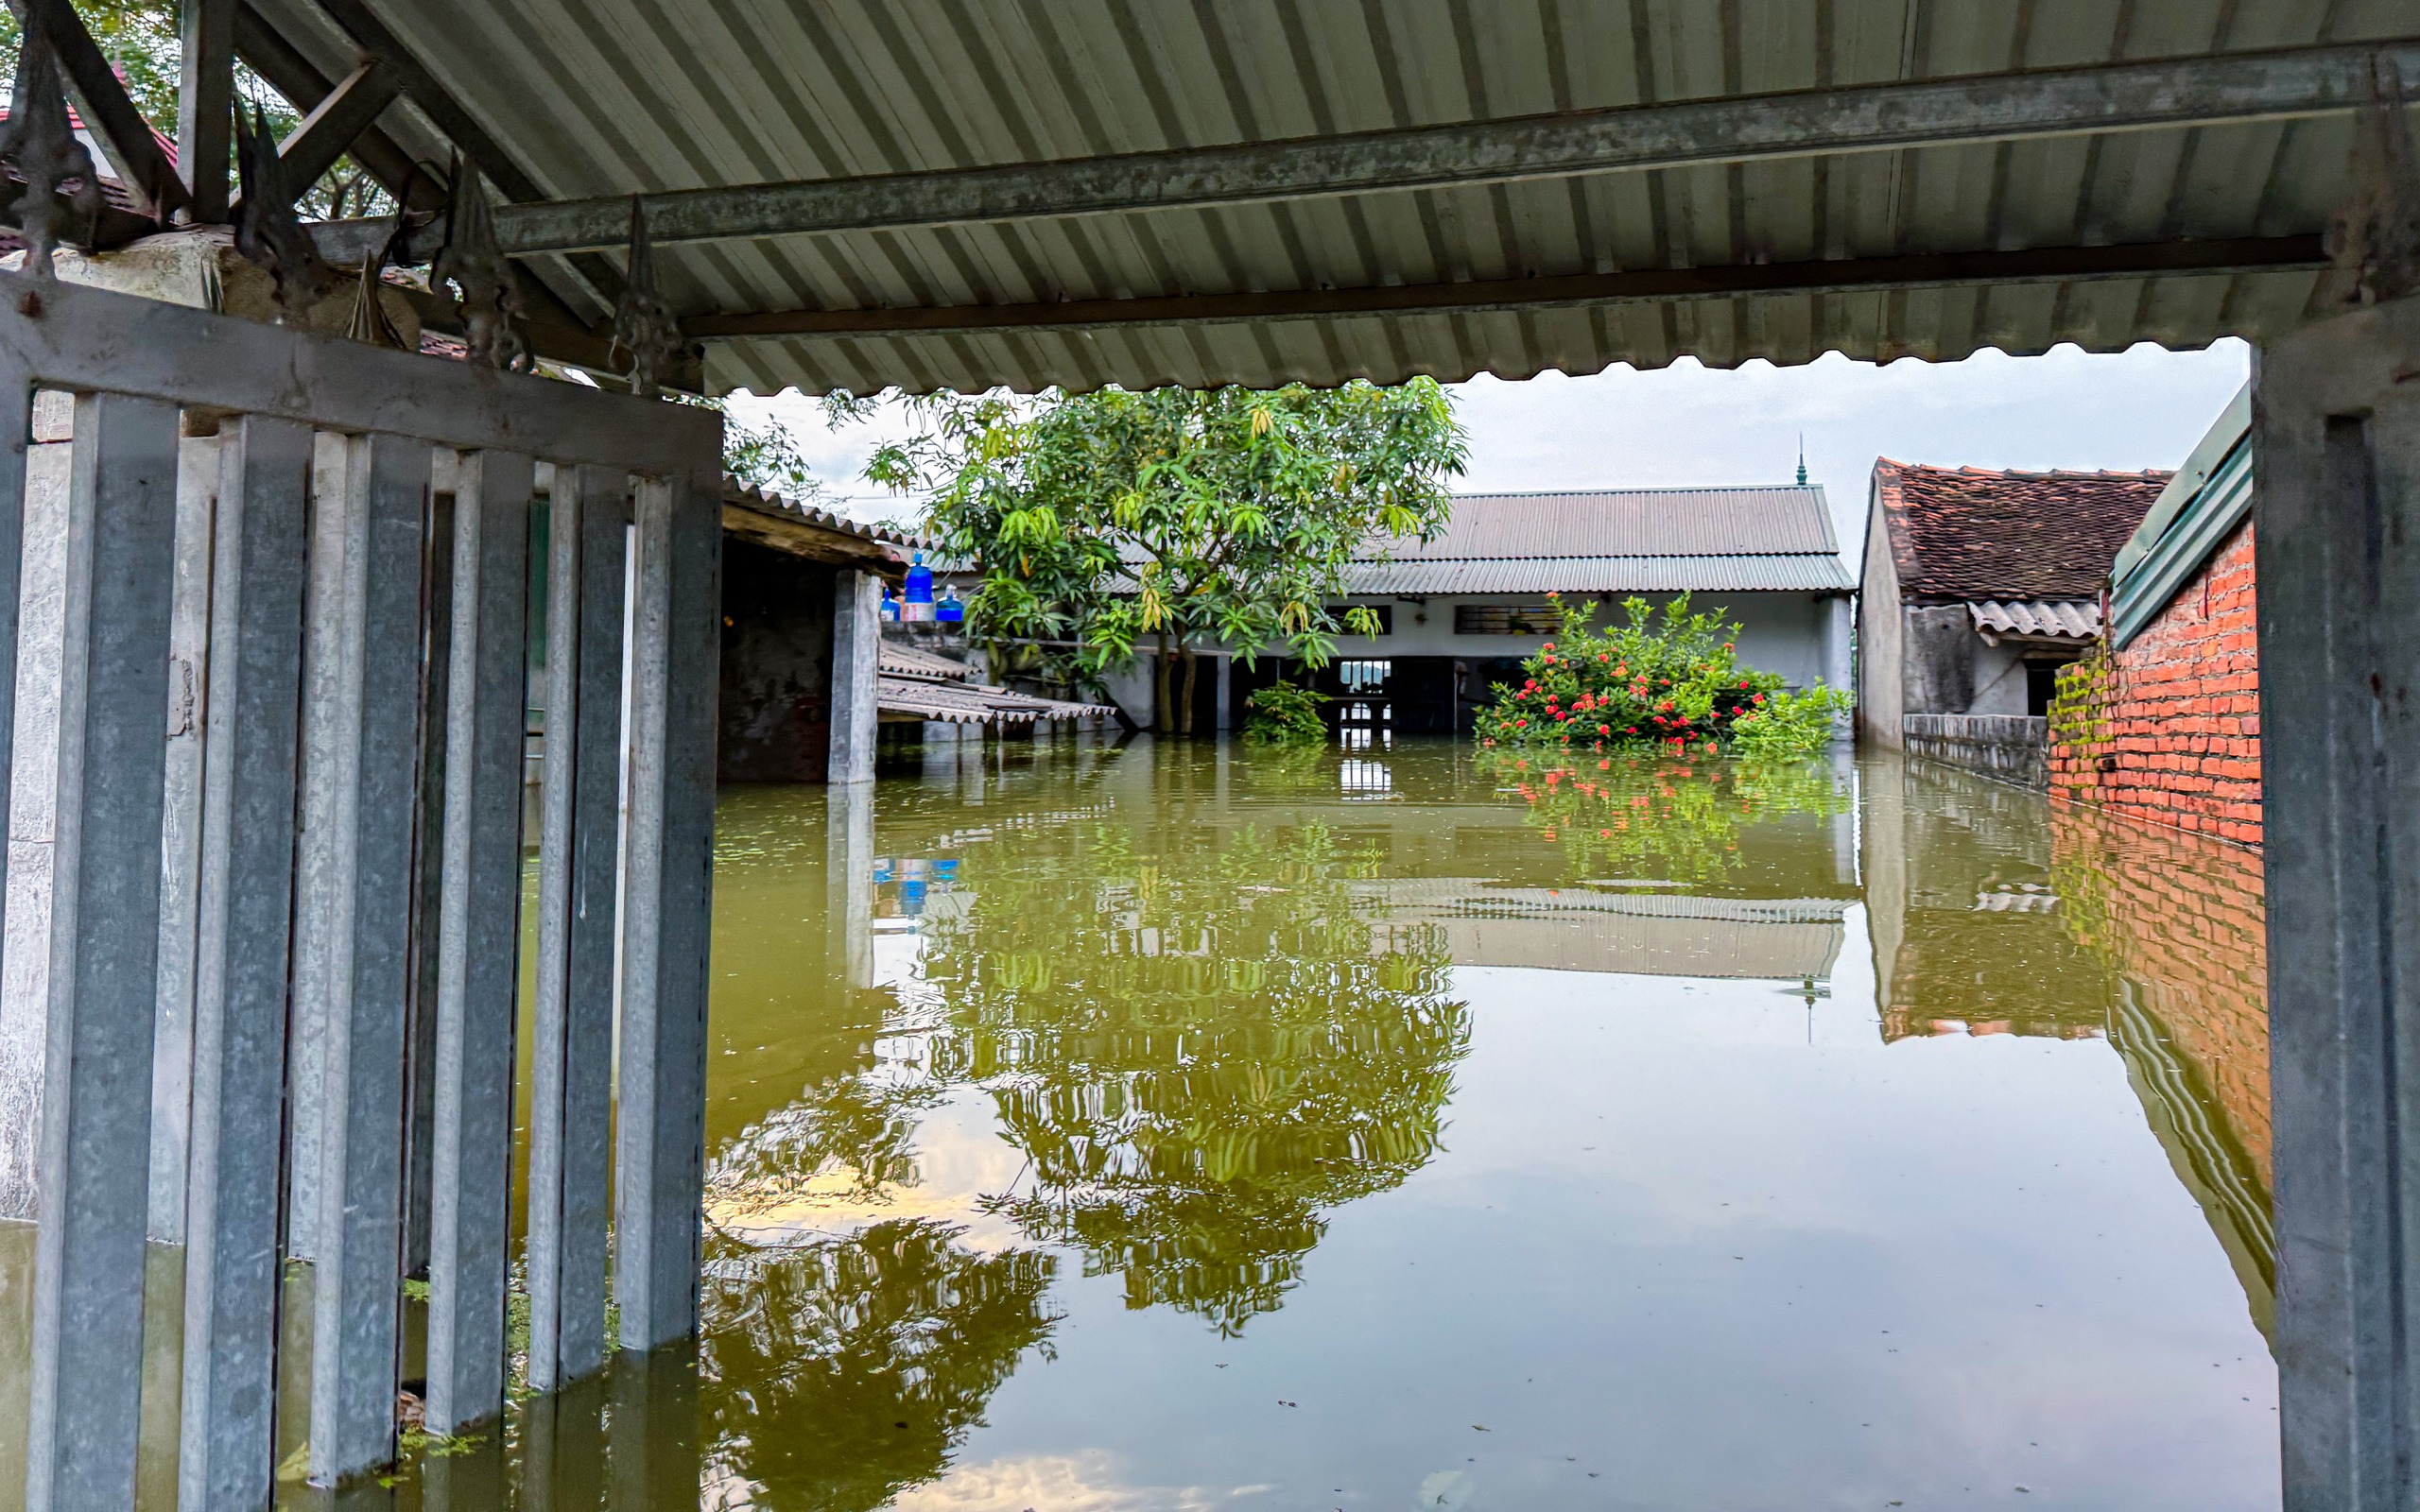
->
[2048,520,2260,848]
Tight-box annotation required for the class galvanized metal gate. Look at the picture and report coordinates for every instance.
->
[0,270,720,1506]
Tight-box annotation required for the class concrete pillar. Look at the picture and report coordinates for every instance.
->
[25,392,181,1512]
[527,465,626,1391]
[302,431,430,1487]
[1,411,70,1221]
[614,474,718,1351]
[177,415,313,1512]
[827,569,879,784]
[147,431,218,1245]
[424,451,533,1435]
[827,782,874,992]
[2256,293,2420,1511]
[1215,652,1233,731]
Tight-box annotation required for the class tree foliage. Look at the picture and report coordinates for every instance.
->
[868,381,1465,719]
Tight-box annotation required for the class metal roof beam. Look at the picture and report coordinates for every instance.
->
[304,40,2419,263]
[274,59,400,198]
[685,235,2326,342]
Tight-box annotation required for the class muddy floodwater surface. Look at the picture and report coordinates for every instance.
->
[6,737,2279,1510]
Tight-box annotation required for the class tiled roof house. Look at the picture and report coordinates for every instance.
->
[1858,460,2167,748]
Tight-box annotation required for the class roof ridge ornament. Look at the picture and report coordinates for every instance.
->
[612,196,684,398]
[434,159,531,371]
[0,4,101,278]
[2327,56,2420,306]
[233,103,334,322]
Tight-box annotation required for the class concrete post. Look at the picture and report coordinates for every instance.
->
[2256,293,2420,1512]
[827,782,874,992]
[1822,593,1854,693]
[147,431,218,1244]
[304,432,431,1487]
[424,451,533,1435]
[1,413,68,1220]
[527,465,626,1391]
[176,415,312,1512]
[615,474,719,1351]
[24,392,180,1512]
[1215,652,1233,732]
[827,569,879,784]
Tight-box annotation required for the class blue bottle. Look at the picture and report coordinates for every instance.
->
[904,552,935,622]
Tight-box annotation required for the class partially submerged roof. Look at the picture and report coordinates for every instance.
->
[2111,384,2255,649]
[875,637,1117,725]
[248,1,2409,396]
[1347,486,1853,596]
[1871,461,2167,603]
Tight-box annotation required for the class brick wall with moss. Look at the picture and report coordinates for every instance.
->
[2048,520,2260,848]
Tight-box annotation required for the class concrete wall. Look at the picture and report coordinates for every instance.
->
[1856,503,1903,747]
[2049,520,2260,848]
[1330,591,1841,690]
[717,539,837,782]
[1903,713,2048,789]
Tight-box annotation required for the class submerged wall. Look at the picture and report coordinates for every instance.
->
[1902,713,2048,790]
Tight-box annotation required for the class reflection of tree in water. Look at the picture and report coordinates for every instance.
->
[700,1220,1061,1512]
[707,1073,942,1224]
[1479,751,1850,884]
[922,823,1471,1336]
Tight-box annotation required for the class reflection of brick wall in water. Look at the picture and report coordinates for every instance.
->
[2052,800,2269,1189]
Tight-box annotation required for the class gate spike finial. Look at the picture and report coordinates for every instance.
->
[0,6,101,278]
[2327,56,2420,306]
[233,103,334,323]
[433,159,531,372]
[612,197,685,398]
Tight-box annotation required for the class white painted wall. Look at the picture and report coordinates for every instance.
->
[1332,592,1845,690]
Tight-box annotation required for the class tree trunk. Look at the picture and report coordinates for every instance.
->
[1178,648,1199,736]
[1154,631,1174,733]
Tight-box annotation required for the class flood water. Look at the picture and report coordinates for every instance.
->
[15,735,2281,1510]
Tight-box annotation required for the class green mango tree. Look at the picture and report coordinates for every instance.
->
[869,381,1466,733]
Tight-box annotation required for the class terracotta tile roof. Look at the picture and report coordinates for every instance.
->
[1873,460,2169,602]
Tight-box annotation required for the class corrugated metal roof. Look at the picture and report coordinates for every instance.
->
[251,0,2393,396]
[1346,554,1853,595]
[1967,598,2100,640]
[1387,486,1838,558]
[2111,387,2255,648]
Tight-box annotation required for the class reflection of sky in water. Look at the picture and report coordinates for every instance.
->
[686,740,2276,1512]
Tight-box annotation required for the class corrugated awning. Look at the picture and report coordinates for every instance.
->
[877,675,1117,726]
[1348,554,1854,596]
[250,2,2405,396]
[1967,599,2100,643]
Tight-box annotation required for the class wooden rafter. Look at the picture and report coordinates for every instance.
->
[11,0,187,217]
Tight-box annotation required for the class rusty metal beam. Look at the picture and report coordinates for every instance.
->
[309,39,2420,265]
[13,0,188,218]
[275,59,400,201]
[685,234,2329,342]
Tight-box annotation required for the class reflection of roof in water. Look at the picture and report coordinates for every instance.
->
[1355,879,1847,981]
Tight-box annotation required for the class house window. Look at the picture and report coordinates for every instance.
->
[1456,603,1557,635]
[1338,659,1391,694]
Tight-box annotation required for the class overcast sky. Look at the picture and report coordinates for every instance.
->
[723,337,2251,566]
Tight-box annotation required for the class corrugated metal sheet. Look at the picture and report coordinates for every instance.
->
[1346,554,1853,594]
[1357,881,1849,978]
[1389,487,1837,558]
[250,0,2392,397]
[1967,599,2100,640]
[2112,384,2255,648]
